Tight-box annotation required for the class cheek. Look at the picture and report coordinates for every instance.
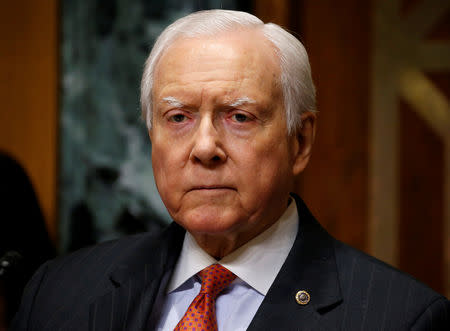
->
[152,137,186,177]
[151,144,184,205]
[233,139,292,192]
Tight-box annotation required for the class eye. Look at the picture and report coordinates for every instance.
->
[169,114,187,123]
[231,113,249,123]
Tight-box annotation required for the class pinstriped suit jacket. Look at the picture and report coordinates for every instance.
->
[11,195,450,330]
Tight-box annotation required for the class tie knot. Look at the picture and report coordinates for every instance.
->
[198,264,236,298]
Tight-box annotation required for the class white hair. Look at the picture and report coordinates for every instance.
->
[140,9,316,134]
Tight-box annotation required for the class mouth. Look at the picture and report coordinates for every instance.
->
[188,186,236,192]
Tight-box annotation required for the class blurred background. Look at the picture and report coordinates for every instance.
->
[0,0,449,327]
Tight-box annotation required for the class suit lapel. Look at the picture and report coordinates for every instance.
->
[248,195,342,330]
[89,223,185,331]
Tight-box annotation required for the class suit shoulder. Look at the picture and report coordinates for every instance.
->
[11,228,173,330]
[333,239,444,299]
[333,239,449,328]
[45,229,165,279]
[52,232,151,263]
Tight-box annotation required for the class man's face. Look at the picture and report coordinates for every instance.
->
[150,30,307,254]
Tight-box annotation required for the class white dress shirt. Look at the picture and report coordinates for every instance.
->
[155,200,299,330]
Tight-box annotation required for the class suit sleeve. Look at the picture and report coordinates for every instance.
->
[9,261,50,331]
[410,297,450,330]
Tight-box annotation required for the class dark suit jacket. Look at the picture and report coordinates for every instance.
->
[11,196,450,330]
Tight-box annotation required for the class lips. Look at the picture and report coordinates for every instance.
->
[188,185,235,191]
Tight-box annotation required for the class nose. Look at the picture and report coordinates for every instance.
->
[189,115,226,166]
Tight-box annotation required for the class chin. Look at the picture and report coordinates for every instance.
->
[175,205,242,235]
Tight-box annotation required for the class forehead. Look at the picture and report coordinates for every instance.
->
[152,30,281,102]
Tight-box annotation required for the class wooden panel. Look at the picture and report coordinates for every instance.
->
[370,0,449,296]
[295,0,371,252]
[426,9,450,41]
[399,100,444,294]
[0,1,59,242]
[254,0,290,26]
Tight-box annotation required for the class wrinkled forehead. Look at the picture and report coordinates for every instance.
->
[154,29,281,81]
[151,30,283,109]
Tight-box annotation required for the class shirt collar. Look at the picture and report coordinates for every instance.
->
[167,200,299,295]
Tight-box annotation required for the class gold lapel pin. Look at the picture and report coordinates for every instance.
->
[295,290,310,305]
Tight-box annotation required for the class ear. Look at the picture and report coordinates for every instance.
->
[291,112,316,176]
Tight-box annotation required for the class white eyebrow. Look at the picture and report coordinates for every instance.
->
[162,96,185,108]
[162,96,256,108]
[228,97,256,107]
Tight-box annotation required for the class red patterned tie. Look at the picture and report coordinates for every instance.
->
[174,264,236,331]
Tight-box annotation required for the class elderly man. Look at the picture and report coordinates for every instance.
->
[12,10,449,331]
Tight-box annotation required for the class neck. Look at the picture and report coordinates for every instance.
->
[190,213,284,259]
